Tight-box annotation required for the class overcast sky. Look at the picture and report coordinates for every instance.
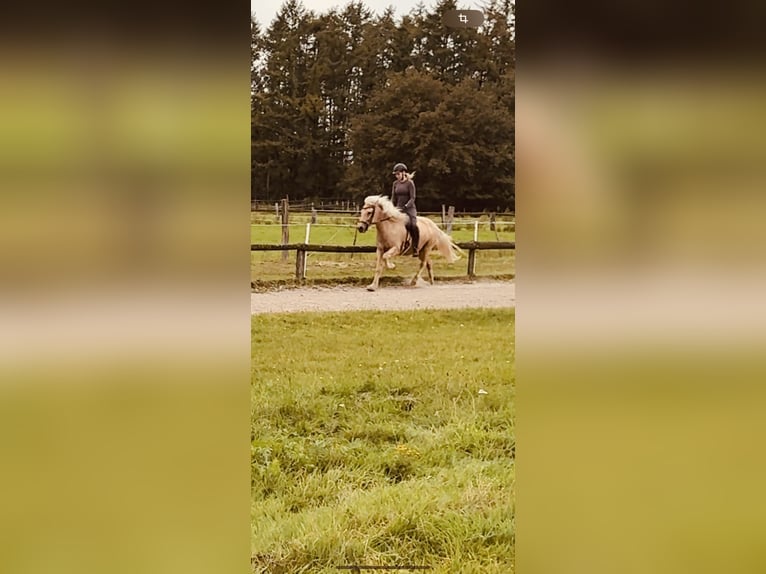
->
[251,0,484,28]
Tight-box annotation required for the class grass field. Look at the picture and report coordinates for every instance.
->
[251,308,515,573]
[251,215,515,285]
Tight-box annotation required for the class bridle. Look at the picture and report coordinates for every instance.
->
[357,205,374,231]
[358,203,394,231]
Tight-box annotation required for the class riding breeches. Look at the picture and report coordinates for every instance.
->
[401,207,419,250]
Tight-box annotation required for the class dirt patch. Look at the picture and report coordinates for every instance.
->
[251,279,515,314]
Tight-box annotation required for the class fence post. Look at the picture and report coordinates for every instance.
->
[295,248,306,281]
[446,206,455,234]
[441,205,446,226]
[302,223,311,277]
[311,207,317,224]
[467,248,477,277]
[490,212,500,240]
[473,220,479,242]
[281,198,290,261]
[350,227,358,259]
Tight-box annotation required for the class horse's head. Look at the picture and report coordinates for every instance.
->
[356,202,376,233]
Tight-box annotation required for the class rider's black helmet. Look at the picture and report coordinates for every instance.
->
[392,163,407,173]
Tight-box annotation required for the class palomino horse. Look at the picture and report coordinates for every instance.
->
[356,195,463,291]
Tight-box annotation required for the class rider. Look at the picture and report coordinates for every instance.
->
[391,162,419,256]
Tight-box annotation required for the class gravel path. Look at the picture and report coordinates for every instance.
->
[251,280,515,314]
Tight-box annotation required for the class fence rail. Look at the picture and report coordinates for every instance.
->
[251,241,515,280]
[252,199,514,220]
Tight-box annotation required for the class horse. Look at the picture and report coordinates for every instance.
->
[356,195,463,291]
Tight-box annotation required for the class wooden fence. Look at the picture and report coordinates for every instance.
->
[253,198,514,220]
[251,241,515,281]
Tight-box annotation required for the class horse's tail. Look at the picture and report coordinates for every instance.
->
[433,226,463,263]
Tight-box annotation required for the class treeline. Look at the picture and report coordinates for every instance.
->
[251,0,515,211]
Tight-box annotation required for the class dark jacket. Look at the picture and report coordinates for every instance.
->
[392,178,417,217]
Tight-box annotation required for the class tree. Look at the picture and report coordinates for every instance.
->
[345,69,447,205]
[346,70,513,210]
[252,1,325,201]
[410,0,482,84]
[252,0,515,210]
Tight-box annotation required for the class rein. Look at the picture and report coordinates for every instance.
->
[359,203,402,232]
[361,204,394,229]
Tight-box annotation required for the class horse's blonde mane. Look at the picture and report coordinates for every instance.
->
[363,195,408,222]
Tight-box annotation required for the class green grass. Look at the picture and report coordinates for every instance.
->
[251,216,515,285]
[251,250,515,286]
[250,215,516,245]
[251,308,515,573]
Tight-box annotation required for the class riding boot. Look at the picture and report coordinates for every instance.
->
[411,225,420,257]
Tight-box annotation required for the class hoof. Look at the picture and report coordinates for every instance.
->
[386,262,396,270]
[366,285,377,292]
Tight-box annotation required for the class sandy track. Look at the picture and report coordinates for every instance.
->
[251,280,515,314]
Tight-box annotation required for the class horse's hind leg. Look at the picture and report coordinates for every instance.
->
[410,253,427,286]
[425,257,434,285]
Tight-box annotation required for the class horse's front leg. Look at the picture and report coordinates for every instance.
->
[382,245,399,269]
[367,248,386,291]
